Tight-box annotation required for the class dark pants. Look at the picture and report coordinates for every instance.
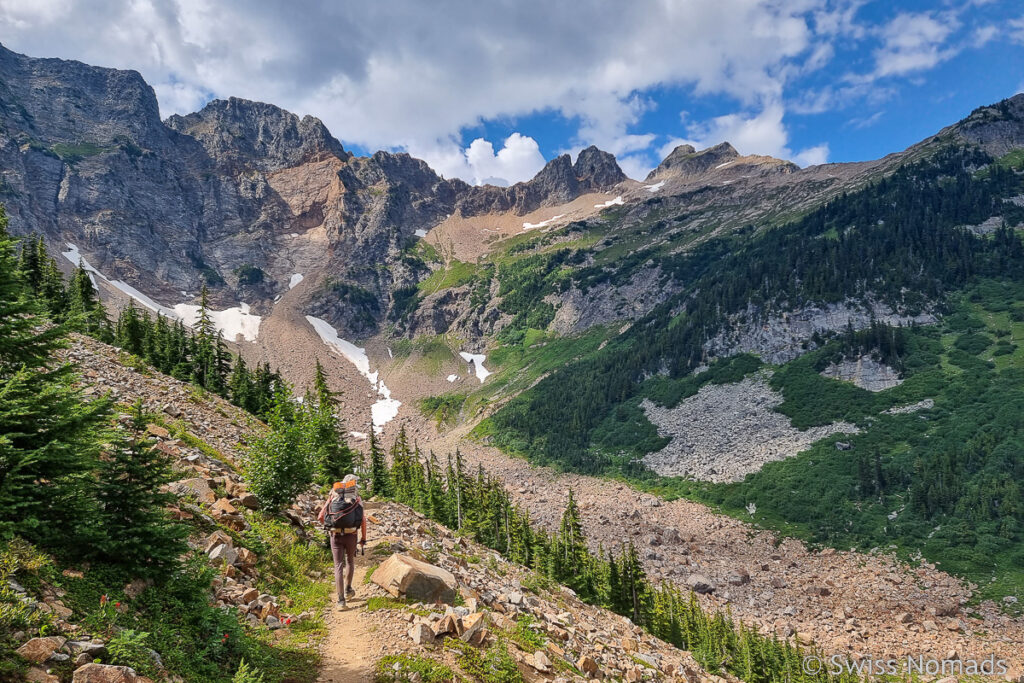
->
[330,532,357,599]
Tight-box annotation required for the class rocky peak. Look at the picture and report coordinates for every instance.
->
[951,93,1024,157]
[456,148,626,217]
[165,96,349,172]
[573,145,627,188]
[0,43,164,148]
[646,142,739,181]
[529,153,579,204]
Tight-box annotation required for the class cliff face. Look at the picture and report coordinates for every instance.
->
[2,39,1022,343]
[0,44,627,336]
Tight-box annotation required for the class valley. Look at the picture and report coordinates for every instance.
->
[2,39,1024,682]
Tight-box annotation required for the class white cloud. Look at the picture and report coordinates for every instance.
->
[871,12,960,78]
[1010,17,1024,44]
[670,102,829,167]
[792,143,829,167]
[0,0,836,182]
[404,133,547,186]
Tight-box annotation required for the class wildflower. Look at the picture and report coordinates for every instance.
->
[99,595,108,606]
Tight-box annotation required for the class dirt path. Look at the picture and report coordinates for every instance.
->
[316,547,376,683]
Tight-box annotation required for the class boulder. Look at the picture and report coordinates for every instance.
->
[727,568,750,586]
[171,478,215,505]
[204,530,233,553]
[686,574,715,594]
[372,554,457,604]
[208,543,239,566]
[458,612,487,642]
[577,654,600,676]
[532,650,551,672]
[211,498,237,516]
[71,663,148,682]
[408,623,434,645]
[238,494,260,510]
[25,667,59,682]
[433,614,459,637]
[16,636,66,663]
[236,547,257,567]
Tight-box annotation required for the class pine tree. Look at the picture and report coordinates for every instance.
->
[368,427,392,498]
[243,382,311,512]
[93,401,188,576]
[304,393,357,486]
[67,263,110,340]
[0,208,110,547]
[229,355,253,411]
[557,488,588,587]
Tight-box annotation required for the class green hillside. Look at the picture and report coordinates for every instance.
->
[470,142,1024,602]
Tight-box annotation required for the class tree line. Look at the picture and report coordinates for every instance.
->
[362,425,855,683]
[16,233,286,422]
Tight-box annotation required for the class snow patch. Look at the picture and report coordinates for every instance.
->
[459,352,492,383]
[447,374,458,382]
[305,315,401,431]
[644,181,665,193]
[522,214,563,231]
[62,243,262,342]
[289,273,304,289]
[414,229,428,238]
[715,161,735,169]
[174,303,262,343]
[594,196,624,209]
[349,431,368,440]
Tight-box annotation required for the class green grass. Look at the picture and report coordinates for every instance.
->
[242,513,332,615]
[389,335,458,375]
[57,556,318,683]
[418,392,467,427]
[50,141,106,162]
[417,260,479,294]
[374,653,454,683]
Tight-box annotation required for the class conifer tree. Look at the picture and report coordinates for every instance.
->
[368,427,392,498]
[0,208,110,547]
[243,382,311,512]
[67,262,111,341]
[93,401,188,576]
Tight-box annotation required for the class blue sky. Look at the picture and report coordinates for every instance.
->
[2,0,1022,183]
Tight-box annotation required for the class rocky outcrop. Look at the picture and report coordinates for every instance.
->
[950,93,1024,158]
[821,355,903,392]
[705,300,937,365]
[165,97,350,172]
[647,142,737,181]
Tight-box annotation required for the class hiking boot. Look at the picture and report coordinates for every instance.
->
[336,599,347,610]
[346,586,355,597]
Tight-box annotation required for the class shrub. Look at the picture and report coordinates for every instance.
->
[107,629,156,676]
[375,653,454,683]
[232,659,266,683]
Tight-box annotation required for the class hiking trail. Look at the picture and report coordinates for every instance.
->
[316,540,377,683]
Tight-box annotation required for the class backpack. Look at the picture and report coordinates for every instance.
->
[324,494,363,532]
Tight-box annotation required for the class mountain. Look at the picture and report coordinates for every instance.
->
[3,41,1024,658]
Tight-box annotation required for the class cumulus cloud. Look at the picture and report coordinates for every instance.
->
[871,12,960,78]
[415,133,547,186]
[668,102,829,167]
[0,0,836,182]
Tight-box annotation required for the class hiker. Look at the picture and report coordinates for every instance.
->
[318,474,366,608]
